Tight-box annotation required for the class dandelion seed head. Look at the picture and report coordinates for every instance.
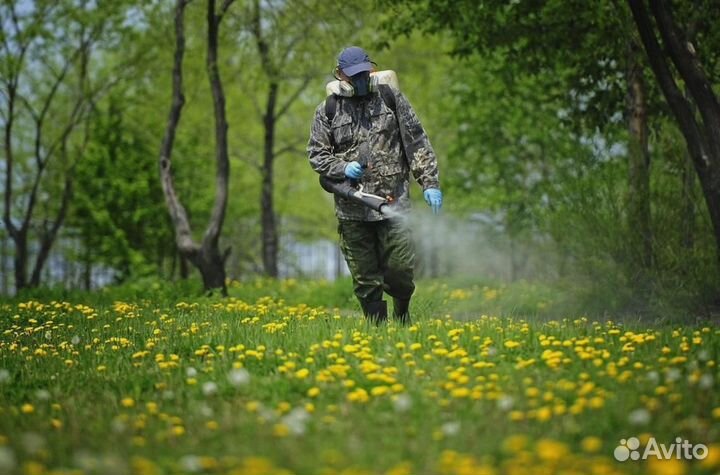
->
[35,389,50,401]
[497,395,514,411]
[228,368,250,387]
[699,374,713,390]
[179,455,202,473]
[392,394,412,413]
[202,381,218,396]
[628,408,651,426]
[441,421,460,436]
[665,368,681,383]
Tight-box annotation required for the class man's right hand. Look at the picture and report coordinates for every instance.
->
[345,161,364,180]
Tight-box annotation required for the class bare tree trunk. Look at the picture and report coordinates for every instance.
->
[681,147,696,251]
[158,0,234,296]
[629,0,720,282]
[251,1,279,277]
[626,38,653,271]
[30,174,73,287]
[180,252,190,279]
[261,82,279,277]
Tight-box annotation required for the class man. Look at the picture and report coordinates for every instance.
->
[307,46,442,325]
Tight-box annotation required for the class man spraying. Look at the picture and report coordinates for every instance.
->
[307,46,442,325]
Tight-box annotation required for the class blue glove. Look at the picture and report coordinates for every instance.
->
[424,188,442,214]
[345,161,364,180]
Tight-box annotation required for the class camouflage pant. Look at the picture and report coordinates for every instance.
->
[338,218,416,304]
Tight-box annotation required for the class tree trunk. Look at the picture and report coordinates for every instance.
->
[29,174,73,288]
[681,147,695,252]
[158,0,233,296]
[626,38,653,271]
[261,82,279,277]
[13,233,28,291]
[629,0,720,280]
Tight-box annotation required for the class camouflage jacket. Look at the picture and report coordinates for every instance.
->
[307,86,440,221]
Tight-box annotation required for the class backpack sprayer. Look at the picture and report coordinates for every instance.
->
[320,71,400,214]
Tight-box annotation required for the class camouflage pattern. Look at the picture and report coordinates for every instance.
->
[338,218,416,303]
[307,86,440,221]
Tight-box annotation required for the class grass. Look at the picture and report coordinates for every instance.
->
[0,278,719,474]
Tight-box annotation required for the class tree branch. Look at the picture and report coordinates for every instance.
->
[275,75,312,120]
[204,0,231,247]
[650,0,720,157]
[627,0,709,169]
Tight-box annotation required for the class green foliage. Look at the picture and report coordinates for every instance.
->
[70,94,173,280]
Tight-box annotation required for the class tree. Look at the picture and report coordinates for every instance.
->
[158,0,235,295]
[627,0,720,276]
[381,0,665,276]
[70,93,174,283]
[224,0,360,277]
[1,1,132,291]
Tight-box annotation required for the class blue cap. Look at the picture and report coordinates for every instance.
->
[338,46,372,76]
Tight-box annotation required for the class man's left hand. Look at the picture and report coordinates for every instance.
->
[424,188,442,214]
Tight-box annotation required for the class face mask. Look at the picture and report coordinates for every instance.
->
[350,71,370,96]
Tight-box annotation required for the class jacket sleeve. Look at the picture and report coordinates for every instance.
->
[394,89,440,191]
[307,102,347,180]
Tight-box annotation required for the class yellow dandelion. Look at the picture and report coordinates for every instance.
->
[581,436,602,453]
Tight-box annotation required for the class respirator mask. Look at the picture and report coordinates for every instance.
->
[333,67,373,97]
[349,71,371,96]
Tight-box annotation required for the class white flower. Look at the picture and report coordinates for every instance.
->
[282,407,310,436]
[186,367,198,378]
[441,421,461,437]
[202,382,218,396]
[497,395,514,411]
[628,408,651,426]
[665,368,681,383]
[199,404,214,417]
[699,374,714,390]
[0,369,10,384]
[228,368,250,387]
[646,371,659,383]
[44,331,52,340]
[697,350,710,362]
[71,335,81,345]
[35,389,50,401]
[392,394,412,413]
[179,455,202,473]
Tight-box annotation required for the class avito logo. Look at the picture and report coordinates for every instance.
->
[614,437,708,462]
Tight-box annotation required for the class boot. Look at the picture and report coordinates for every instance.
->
[393,297,411,326]
[361,300,387,325]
